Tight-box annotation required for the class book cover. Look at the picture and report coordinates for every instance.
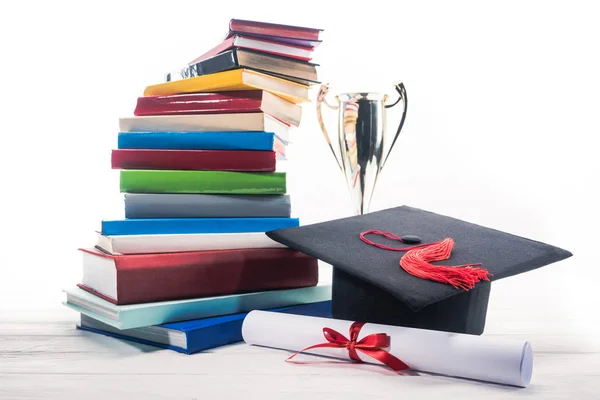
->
[111,149,276,172]
[63,284,332,329]
[101,217,300,235]
[120,170,286,195]
[77,301,332,354]
[95,232,286,255]
[78,247,318,305]
[124,193,291,219]
[117,131,276,152]
[143,69,309,104]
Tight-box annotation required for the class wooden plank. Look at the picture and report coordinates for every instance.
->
[1,308,600,399]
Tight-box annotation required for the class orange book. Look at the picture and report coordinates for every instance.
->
[143,69,309,104]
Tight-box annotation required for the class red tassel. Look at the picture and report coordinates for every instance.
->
[360,231,491,290]
[400,238,491,290]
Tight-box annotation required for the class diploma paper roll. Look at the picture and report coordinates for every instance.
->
[242,311,533,387]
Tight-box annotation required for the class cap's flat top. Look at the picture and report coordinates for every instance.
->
[267,206,572,311]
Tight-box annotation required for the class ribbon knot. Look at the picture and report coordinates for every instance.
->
[346,340,356,353]
[286,321,409,372]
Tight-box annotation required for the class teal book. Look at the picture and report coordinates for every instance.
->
[63,284,332,330]
[120,170,286,194]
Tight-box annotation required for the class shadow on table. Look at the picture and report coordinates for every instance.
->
[285,358,526,392]
[76,326,166,354]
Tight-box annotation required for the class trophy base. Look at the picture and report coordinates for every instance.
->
[331,267,490,335]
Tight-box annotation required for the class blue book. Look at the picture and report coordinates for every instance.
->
[64,284,331,329]
[77,301,332,354]
[101,217,300,235]
[118,131,276,151]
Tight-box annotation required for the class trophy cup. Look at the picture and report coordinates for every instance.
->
[316,83,408,215]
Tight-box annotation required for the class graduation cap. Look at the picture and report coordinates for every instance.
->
[266,206,572,335]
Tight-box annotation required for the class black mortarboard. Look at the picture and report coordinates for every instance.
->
[266,206,572,335]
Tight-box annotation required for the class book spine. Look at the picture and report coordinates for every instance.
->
[119,170,286,195]
[194,49,240,76]
[124,194,291,218]
[111,150,276,172]
[133,93,265,116]
[98,232,286,255]
[119,112,265,132]
[101,217,300,236]
[72,284,331,330]
[117,131,275,151]
[186,301,332,353]
[114,249,318,305]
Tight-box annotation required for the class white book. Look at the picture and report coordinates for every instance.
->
[119,112,291,144]
[95,232,287,255]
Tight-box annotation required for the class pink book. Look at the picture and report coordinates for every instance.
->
[226,18,323,47]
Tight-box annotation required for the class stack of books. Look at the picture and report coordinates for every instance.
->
[63,19,331,354]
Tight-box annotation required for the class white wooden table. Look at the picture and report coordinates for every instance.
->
[2,276,599,399]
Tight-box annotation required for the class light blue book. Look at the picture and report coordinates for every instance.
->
[63,284,332,330]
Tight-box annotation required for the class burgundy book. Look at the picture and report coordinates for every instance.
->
[111,149,276,171]
[134,91,302,127]
[189,35,313,65]
[78,248,319,305]
[227,19,323,47]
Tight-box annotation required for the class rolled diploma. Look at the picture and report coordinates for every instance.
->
[242,311,533,387]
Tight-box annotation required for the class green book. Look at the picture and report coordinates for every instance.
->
[120,170,286,194]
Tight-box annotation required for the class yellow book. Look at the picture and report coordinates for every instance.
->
[143,69,310,104]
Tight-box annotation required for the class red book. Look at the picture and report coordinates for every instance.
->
[228,19,323,42]
[78,248,319,305]
[111,149,276,171]
[189,35,313,65]
[134,91,302,127]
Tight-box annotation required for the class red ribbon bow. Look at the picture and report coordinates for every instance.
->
[286,321,409,372]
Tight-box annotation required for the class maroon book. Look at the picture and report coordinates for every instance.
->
[134,91,301,127]
[227,19,322,46]
[78,247,319,305]
[111,149,276,171]
[111,149,276,172]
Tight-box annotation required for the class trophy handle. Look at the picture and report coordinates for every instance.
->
[316,83,343,171]
[382,82,408,169]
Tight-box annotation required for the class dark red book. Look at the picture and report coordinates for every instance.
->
[78,248,319,305]
[111,149,276,171]
[228,19,323,46]
[134,91,302,127]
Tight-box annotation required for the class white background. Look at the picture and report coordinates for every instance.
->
[0,0,598,338]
